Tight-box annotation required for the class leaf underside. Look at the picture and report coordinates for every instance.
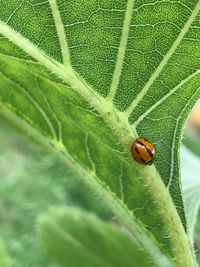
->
[0,0,200,260]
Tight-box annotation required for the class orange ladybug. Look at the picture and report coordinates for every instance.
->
[131,138,156,165]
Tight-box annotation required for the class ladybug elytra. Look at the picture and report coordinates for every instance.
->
[131,138,156,165]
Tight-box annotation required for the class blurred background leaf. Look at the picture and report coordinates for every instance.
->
[181,100,200,265]
[38,207,154,267]
[181,146,200,239]
[0,239,12,267]
[183,100,200,158]
[0,114,110,267]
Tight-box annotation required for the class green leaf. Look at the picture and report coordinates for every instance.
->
[181,145,200,241]
[183,131,200,158]
[0,114,66,267]
[38,207,155,267]
[0,239,12,267]
[0,114,110,267]
[0,1,200,266]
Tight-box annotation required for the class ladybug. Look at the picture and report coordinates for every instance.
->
[131,138,156,165]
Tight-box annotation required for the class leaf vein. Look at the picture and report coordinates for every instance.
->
[35,76,63,143]
[48,0,71,69]
[0,71,57,140]
[125,0,200,116]
[0,20,110,121]
[133,69,200,128]
[118,163,125,202]
[107,0,135,101]
[85,133,96,174]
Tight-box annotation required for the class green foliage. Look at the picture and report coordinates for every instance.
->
[1,1,200,266]
[195,212,200,265]
[182,136,200,266]
[0,239,12,267]
[38,207,154,267]
[0,115,109,267]
[183,133,200,158]
[181,146,200,240]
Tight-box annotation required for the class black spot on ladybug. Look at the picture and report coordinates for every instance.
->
[135,147,140,154]
[140,158,146,163]
[136,140,145,147]
[145,146,154,158]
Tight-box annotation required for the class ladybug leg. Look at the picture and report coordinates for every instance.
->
[147,159,154,165]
